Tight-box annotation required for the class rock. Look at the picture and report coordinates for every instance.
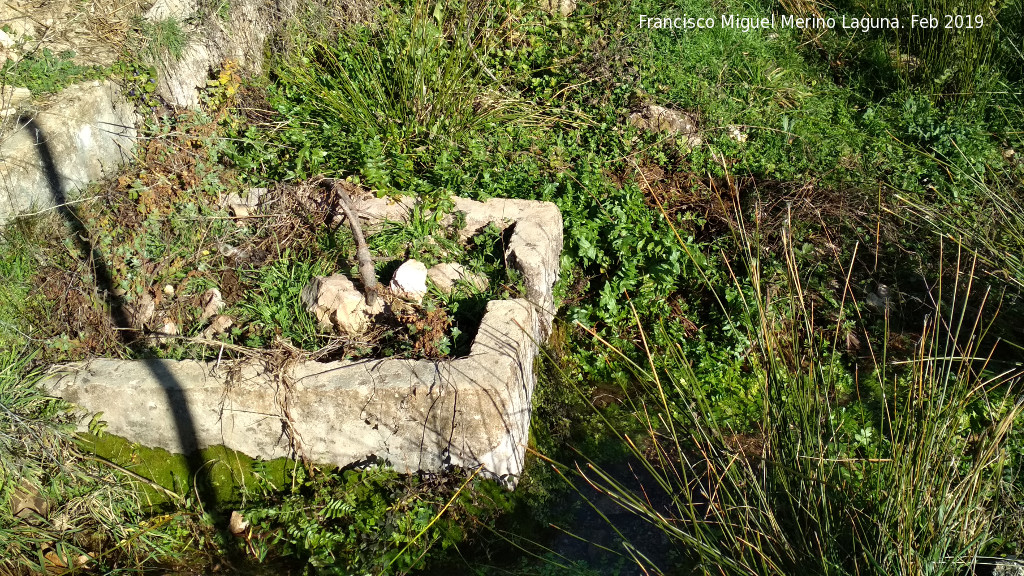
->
[301,275,379,335]
[727,125,748,143]
[145,0,199,21]
[199,288,224,323]
[427,263,488,294]
[628,105,701,147]
[163,284,175,298]
[0,81,139,225]
[201,315,233,339]
[994,558,1024,576]
[865,284,890,312]
[390,260,428,304]
[228,203,249,219]
[0,30,14,50]
[129,293,157,329]
[503,205,563,340]
[42,299,542,485]
[155,318,179,343]
[539,0,576,16]
[151,0,301,108]
[5,19,35,40]
[222,188,264,215]
[1,86,32,118]
[228,510,249,535]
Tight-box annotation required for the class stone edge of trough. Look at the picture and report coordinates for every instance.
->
[42,197,564,487]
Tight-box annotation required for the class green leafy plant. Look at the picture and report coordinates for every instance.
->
[273,0,523,169]
[563,215,1023,574]
[0,48,107,95]
[243,464,502,575]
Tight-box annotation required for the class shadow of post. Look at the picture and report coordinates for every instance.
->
[18,113,238,557]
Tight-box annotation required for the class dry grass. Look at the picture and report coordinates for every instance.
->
[1,0,143,66]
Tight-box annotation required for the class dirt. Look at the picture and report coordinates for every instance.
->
[1,0,143,67]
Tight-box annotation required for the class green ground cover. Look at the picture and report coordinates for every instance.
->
[1,0,1023,573]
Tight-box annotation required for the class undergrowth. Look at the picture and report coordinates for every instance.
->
[1,0,1023,572]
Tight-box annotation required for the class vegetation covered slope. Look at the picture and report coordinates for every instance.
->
[1,0,1022,572]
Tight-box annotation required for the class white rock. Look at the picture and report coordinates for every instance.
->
[222,188,264,213]
[301,275,379,335]
[727,125,748,143]
[201,315,233,339]
[0,30,14,50]
[199,288,224,323]
[1,86,31,107]
[163,284,175,297]
[6,20,35,40]
[427,263,489,294]
[155,318,179,343]
[539,0,576,16]
[628,105,701,147]
[390,260,428,303]
[145,0,199,21]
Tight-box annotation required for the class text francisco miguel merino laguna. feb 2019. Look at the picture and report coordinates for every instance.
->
[637,13,986,32]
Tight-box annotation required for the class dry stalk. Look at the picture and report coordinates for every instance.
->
[314,176,379,306]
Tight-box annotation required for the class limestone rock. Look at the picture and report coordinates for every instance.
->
[390,260,428,303]
[223,188,264,220]
[0,81,139,225]
[727,125,748,143]
[301,275,379,335]
[427,263,488,294]
[201,315,233,339]
[145,0,200,21]
[199,288,224,323]
[151,0,301,108]
[539,0,576,16]
[42,299,542,484]
[628,105,701,147]
[229,510,249,535]
[155,318,179,343]
[1,86,31,118]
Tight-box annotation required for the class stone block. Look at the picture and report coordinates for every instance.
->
[0,80,139,223]
[43,197,562,486]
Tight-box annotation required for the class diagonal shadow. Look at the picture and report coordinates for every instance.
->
[18,113,241,560]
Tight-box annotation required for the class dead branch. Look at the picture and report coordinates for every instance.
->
[316,177,379,306]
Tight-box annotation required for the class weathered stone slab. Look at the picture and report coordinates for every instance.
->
[0,80,139,223]
[43,197,562,485]
[45,299,540,484]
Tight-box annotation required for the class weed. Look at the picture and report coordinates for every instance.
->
[0,349,194,571]
[565,215,1023,573]
[268,0,526,181]
[0,48,107,94]
[139,17,188,62]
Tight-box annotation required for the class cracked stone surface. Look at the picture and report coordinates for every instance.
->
[0,80,139,224]
[43,197,562,485]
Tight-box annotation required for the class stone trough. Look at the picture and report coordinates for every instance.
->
[43,196,562,486]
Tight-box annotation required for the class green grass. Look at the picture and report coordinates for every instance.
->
[2,0,1023,571]
[0,48,108,95]
[565,224,1023,574]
